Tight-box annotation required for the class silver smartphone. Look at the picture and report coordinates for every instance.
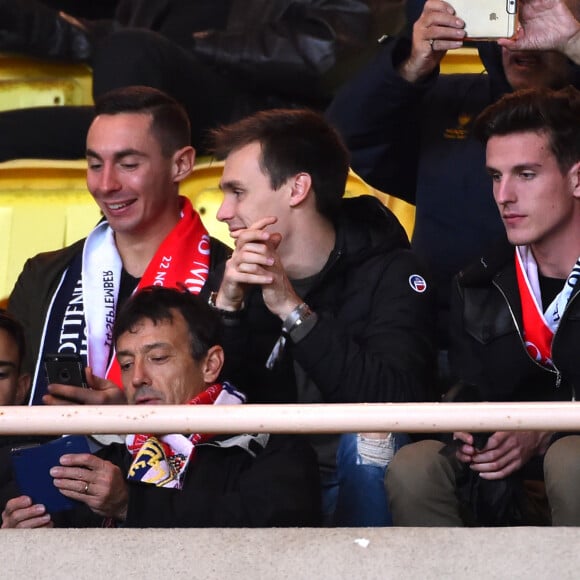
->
[450,0,517,40]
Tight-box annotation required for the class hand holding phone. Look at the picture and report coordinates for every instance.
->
[450,0,518,40]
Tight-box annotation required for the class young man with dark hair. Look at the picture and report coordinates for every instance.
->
[8,85,230,406]
[206,108,436,525]
[2,287,320,528]
[210,108,350,221]
[386,86,580,527]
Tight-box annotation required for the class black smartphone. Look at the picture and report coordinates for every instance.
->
[43,353,88,388]
[11,435,92,513]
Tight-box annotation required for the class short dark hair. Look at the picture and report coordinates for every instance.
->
[93,85,191,157]
[0,310,26,372]
[209,108,351,219]
[113,287,223,361]
[474,86,580,173]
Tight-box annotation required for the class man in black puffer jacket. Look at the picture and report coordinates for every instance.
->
[203,108,437,526]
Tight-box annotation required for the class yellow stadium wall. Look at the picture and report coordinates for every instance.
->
[0,158,415,304]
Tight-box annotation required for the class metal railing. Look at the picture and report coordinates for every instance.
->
[1,402,579,435]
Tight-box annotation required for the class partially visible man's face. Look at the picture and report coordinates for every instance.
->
[501,48,574,91]
[216,141,292,237]
[486,130,579,251]
[116,311,209,405]
[0,329,28,406]
[86,112,181,239]
[502,0,578,90]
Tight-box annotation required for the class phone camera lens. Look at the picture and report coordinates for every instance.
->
[59,369,71,382]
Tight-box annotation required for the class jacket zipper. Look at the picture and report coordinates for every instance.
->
[492,278,563,390]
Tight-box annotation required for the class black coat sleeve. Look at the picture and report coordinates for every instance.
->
[191,0,372,98]
[326,36,438,202]
[0,0,113,60]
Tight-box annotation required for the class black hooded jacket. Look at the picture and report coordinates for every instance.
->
[206,195,437,406]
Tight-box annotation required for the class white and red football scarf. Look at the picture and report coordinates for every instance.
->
[126,382,246,489]
[30,196,210,404]
[514,246,580,368]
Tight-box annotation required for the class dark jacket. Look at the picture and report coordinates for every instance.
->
[326,38,580,344]
[449,239,580,404]
[0,0,382,104]
[0,433,322,527]
[8,234,230,379]
[207,195,437,406]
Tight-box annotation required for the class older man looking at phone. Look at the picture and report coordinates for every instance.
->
[2,287,320,528]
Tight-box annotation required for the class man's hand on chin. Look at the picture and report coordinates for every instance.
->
[218,216,280,311]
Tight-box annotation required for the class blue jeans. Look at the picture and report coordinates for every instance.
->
[321,433,410,526]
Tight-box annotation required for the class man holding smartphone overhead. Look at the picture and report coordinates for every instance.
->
[7,85,230,407]
[326,0,580,380]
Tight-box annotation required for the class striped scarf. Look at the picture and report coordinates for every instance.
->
[126,382,245,489]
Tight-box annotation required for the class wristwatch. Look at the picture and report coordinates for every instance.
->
[281,302,318,343]
[207,291,244,324]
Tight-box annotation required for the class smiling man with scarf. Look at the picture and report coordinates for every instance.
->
[8,85,230,406]
[386,86,580,527]
[2,287,320,528]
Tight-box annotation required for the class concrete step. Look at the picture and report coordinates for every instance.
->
[2,527,578,579]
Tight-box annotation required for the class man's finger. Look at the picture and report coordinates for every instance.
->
[58,452,99,469]
[45,381,125,405]
[247,216,278,231]
[453,432,473,445]
[230,216,278,241]
[46,383,90,402]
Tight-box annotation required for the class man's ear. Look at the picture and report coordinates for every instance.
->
[289,173,312,207]
[570,160,580,198]
[172,146,196,183]
[16,373,31,406]
[202,345,224,384]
